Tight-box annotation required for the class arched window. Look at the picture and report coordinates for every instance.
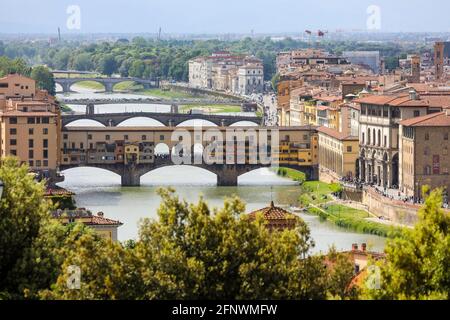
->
[373,129,376,146]
[424,147,430,156]
[362,132,365,144]
[378,130,381,146]
[367,128,371,144]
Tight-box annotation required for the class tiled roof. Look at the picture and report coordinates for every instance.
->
[317,126,358,141]
[315,95,342,103]
[420,95,450,108]
[400,111,450,127]
[89,215,123,226]
[45,187,75,196]
[354,94,429,107]
[52,209,123,226]
[248,201,298,221]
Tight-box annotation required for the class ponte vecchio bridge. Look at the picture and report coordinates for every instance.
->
[59,125,319,186]
[61,111,262,127]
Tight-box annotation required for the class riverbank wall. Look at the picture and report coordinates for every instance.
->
[361,188,423,225]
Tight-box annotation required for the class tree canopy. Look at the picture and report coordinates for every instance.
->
[363,187,450,300]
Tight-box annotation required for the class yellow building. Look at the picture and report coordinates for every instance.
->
[315,95,343,130]
[52,209,123,241]
[0,74,61,179]
[318,126,359,183]
[124,143,140,165]
[279,127,319,167]
[303,101,317,125]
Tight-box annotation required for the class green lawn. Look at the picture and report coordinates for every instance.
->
[72,80,105,90]
[299,181,341,206]
[179,104,241,114]
[274,167,306,184]
[113,81,142,91]
[137,88,198,99]
[308,204,401,238]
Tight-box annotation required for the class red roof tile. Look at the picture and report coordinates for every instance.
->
[318,126,358,141]
[400,111,450,127]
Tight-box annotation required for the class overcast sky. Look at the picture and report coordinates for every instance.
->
[1,0,449,34]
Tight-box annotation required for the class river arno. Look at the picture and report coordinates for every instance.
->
[56,85,386,254]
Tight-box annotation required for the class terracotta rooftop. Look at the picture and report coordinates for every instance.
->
[400,111,450,127]
[420,95,450,108]
[315,95,342,103]
[45,186,75,197]
[317,126,358,141]
[52,209,123,226]
[354,94,429,107]
[248,202,299,231]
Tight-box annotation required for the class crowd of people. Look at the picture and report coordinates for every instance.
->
[338,175,449,209]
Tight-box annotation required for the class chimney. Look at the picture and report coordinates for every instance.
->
[409,90,418,101]
[361,243,367,252]
[352,243,358,251]
[445,107,450,116]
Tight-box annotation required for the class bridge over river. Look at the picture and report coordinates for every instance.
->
[55,77,158,93]
[59,97,244,106]
[59,125,319,186]
[61,111,263,127]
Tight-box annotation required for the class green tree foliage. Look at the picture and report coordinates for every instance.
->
[363,187,450,300]
[0,158,95,299]
[71,52,94,71]
[0,56,31,77]
[0,158,53,298]
[0,160,364,300]
[325,247,359,300]
[97,54,117,76]
[42,188,354,300]
[31,65,55,95]
[0,38,421,83]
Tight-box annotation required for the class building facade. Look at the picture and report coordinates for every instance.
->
[0,74,61,179]
[318,126,359,181]
[52,209,123,241]
[188,51,264,95]
[399,110,450,199]
[355,93,430,188]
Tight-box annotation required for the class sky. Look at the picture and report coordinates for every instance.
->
[0,0,449,34]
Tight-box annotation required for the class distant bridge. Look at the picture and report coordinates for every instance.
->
[59,97,244,106]
[55,77,158,93]
[61,111,263,127]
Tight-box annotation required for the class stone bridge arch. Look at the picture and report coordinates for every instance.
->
[116,116,166,127]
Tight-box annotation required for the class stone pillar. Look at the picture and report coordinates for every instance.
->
[386,163,393,189]
[121,166,141,186]
[86,103,95,115]
[365,162,370,183]
[217,168,239,186]
[104,82,114,93]
[62,82,71,93]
